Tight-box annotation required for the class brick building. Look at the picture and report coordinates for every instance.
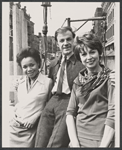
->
[102,2,115,70]
[93,2,115,70]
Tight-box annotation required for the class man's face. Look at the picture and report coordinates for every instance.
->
[57,31,74,56]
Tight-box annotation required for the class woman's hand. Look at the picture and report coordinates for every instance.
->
[23,111,41,129]
[99,125,114,147]
[23,116,37,129]
[69,142,80,148]
[23,122,34,129]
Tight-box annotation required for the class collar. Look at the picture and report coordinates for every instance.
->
[61,52,76,65]
[54,52,77,66]
[18,76,26,84]
[62,51,73,60]
[35,72,45,84]
[73,68,86,86]
[74,65,110,86]
[19,72,45,85]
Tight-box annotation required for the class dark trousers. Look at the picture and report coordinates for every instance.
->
[35,94,70,147]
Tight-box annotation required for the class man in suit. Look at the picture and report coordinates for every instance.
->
[34,26,84,147]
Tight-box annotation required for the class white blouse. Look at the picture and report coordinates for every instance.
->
[15,72,52,123]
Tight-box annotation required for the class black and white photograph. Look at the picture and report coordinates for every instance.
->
[2,2,120,148]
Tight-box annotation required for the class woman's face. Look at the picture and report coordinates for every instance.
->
[21,57,39,79]
[79,46,100,72]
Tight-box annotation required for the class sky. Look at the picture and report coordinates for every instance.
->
[21,2,102,36]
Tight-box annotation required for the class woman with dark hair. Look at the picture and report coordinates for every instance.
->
[9,48,53,147]
[66,33,115,147]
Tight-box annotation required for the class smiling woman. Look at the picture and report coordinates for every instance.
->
[77,33,103,73]
[9,48,53,147]
[66,32,115,148]
[20,57,40,86]
[16,48,41,88]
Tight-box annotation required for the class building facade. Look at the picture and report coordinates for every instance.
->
[9,2,35,105]
[93,2,115,70]
[9,2,59,104]
[93,7,103,41]
[102,2,115,70]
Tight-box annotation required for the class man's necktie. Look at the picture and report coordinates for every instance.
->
[57,56,67,95]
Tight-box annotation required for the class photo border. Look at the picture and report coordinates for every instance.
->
[1,1,121,149]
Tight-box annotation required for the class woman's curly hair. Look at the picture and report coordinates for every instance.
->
[16,47,41,68]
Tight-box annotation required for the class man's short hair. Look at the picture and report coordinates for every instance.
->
[55,26,75,41]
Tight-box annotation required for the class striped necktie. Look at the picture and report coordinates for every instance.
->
[57,56,67,94]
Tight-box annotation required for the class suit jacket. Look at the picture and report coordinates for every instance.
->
[48,54,84,91]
